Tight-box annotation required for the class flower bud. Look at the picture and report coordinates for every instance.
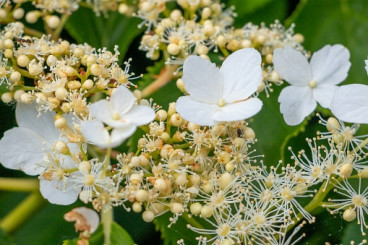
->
[17,55,29,67]
[343,208,356,222]
[25,11,41,24]
[190,203,202,215]
[14,89,25,101]
[45,15,61,29]
[1,92,12,103]
[132,202,142,213]
[170,203,183,214]
[20,93,33,104]
[339,163,353,178]
[156,109,167,121]
[13,8,25,20]
[220,172,233,190]
[201,205,213,218]
[170,113,183,127]
[142,210,154,222]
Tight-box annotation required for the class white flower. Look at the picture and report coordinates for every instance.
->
[175,48,263,126]
[330,84,368,124]
[80,86,155,148]
[273,45,351,125]
[0,103,82,205]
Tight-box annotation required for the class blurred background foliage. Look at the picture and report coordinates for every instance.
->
[1,0,368,244]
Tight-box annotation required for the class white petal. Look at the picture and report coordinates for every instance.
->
[182,55,222,103]
[80,120,111,148]
[273,47,312,86]
[330,84,368,123]
[110,86,136,114]
[39,179,80,205]
[176,96,218,126]
[16,103,59,142]
[123,105,155,126]
[310,44,350,85]
[110,125,136,147]
[89,100,115,125]
[278,86,316,125]
[313,84,338,108]
[212,98,262,122]
[365,59,368,75]
[0,127,46,175]
[71,207,100,233]
[220,48,262,101]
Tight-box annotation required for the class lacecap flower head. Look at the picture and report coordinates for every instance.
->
[176,48,263,126]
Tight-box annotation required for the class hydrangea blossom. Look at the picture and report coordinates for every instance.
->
[0,103,81,204]
[176,48,263,126]
[80,86,155,148]
[273,45,351,125]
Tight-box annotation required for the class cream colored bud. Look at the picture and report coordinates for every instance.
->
[326,117,340,133]
[233,137,245,148]
[4,49,12,58]
[167,43,180,55]
[54,140,70,155]
[293,33,304,43]
[141,1,154,12]
[26,11,41,24]
[359,167,368,178]
[168,102,176,116]
[90,64,102,76]
[61,102,72,113]
[175,174,187,186]
[154,178,167,192]
[227,40,240,51]
[156,109,167,121]
[217,151,231,164]
[73,47,85,58]
[130,174,142,185]
[86,55,97,66]
[55,87,67,100]
[216,35,226,47]
[201,7,211,19]
[68,80,81,90]
[0,9,7,20]
[14,89,25,101]
[45,15,61,29]
[13,8,25,20]
[160,132,170,142]
[130,156,141,167]
[176,78,185,93]
[54,116,67,129]
[187,122,200,132]
[265,53,273,64]
[243,127,255,139]
[1,93,12,103]
[190,203,202,215]
[118,3,129,14]
[142,210,154,222]
[136,190,149,202]
[170,113,183,127]
[339,163,353,178]
[139,99,150,106]
[46,55,57,66]
[132,202,142,213]
[138,138,148,148]
[170,203,183,214]
[10,71,21,83]
[139,154,149,166]
[20,93,33,104]
[220,172,233,190]
[241,39,252,48]
[170,9,182,21]
[343,208,356,222]
[201,205,213,218]
[256,35,266,44]
[133,90,142,100]
[82,79,94,90]
[4,39,13,49]
[197,45,208,55]
[28,62,43,76]
[225,162,235,172]
[17,55,30,67]
[188,174,200,186]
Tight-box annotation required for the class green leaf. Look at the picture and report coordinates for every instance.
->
[291,0,368,85]
[340,220,366,244]
[65,7,143,59]
[227,0,288,27]
[63,222,134,245]
[249,85,307,166]
[0,228,14,245]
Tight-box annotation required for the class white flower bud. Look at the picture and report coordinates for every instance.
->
[25,11,41,24]
[82,79,94,90]
[156,109,167,121]
[20,93,33,104]
[326,117,340,133]
[190,203,202,215]
[14,89,25,101]
[0,9,7,20]
[201,205,213,218]
[170,203,183,214]
[28,62,43,76]
[201,7,211,19]
[139,155,149,166]
[243,127,255,139]
[170,113,183,127]
[136,190,149,202]
[133,90,142,100]
[188,174,200,186]
[130,156,141,167]
[265,53,273,64]
[339,163,353,178]
[46,55,57,66]
[118,3,129,14]
[13,8,25,20]
[142,210,154,222]
[343,208,356,222]
[154,178,167,192]
[17,55,30,67]
[4,39,13,49]
[170,10,182,21]
[45,15,61,29]
[90,64,102,76]
[175,174,187,186]
[132,202,142,213]
[54,116,67,129]
[68,80,81,90]
[55,87,68,100]
[54,140,70,155]
[4,49,13,58]
[241,39,252,48]
[225,162,235,172]
[1,92,12,103]
[167,43,180,55]
[10,71,21,83]
[220,172,233,190]
[130,174,142,185]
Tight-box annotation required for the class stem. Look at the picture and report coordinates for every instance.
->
[0,192,46,233]
[52,14,70,41]
[102,205,113,245]
[141,65,178,98]
[0,178,39,192]
[284,0,309,27]
[23,27,43,38]
[103,147,112,175]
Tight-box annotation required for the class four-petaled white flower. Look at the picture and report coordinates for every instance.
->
[273,45,351,125]
[175,48,263,126]
[80,86,155,148]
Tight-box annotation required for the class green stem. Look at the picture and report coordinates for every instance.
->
[0,192,46,233]
[102,205,113,245]
[0,178,39,192]
[52,14,70,41]
[103,147,112,175]
[174,143,191,149]
[284,0,309,27]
